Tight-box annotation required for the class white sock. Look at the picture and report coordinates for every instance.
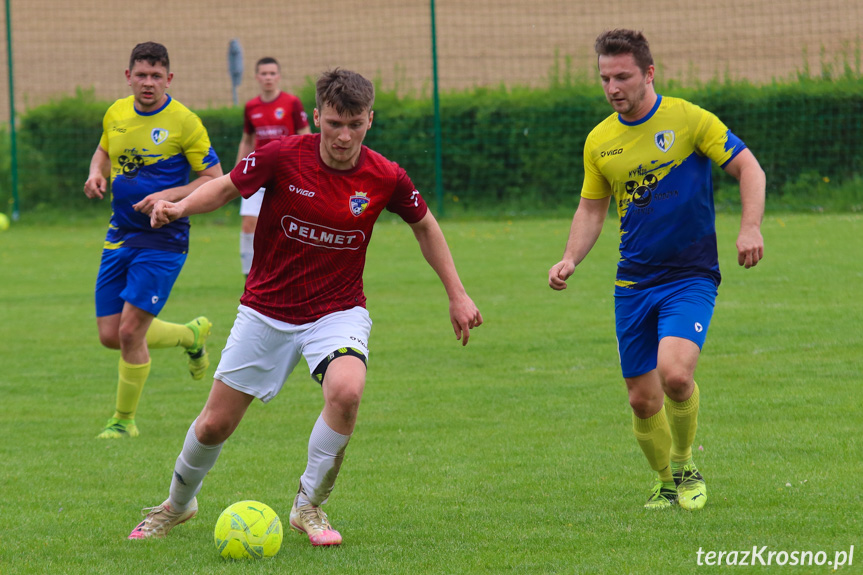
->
[298,415,351,506]
[240,232,255,275]
[169,420,223,510]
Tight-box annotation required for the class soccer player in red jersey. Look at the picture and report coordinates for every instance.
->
[128,69,483,546]
[236,57,311,276]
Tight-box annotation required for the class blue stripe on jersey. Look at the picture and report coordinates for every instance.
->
[719,130,745,169]
[582,96,747,290]
[100,95,219,253]
[617,152,721,289]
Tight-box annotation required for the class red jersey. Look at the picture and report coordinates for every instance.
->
[230,133,429,324]
[243,91,309,147]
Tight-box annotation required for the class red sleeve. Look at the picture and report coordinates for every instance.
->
[386,167,428,224]
[230,139,280,198]
[292,97,309,130]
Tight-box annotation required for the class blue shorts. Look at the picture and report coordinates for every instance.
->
[95,248,187,317]
[614,278,717,378]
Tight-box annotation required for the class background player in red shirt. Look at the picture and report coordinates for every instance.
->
[236,57,311,276]
[129,68,483,547]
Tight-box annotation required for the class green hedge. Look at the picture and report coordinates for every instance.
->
[4,78,863,214]
[673,79,863,208]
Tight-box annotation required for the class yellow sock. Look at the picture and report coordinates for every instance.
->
[113,358,151,420]
[633,408,673,483]
[666,382,700,464]
[146,318,194,349]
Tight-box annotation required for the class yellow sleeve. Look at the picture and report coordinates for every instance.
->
[98,105,114,152]
[581,132,612,199]
[180,112,216,172]
[690,103,738,166]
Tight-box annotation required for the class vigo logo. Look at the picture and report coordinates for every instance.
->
[600,148,623,158]
[289,184,315,197]
[281,216,366,250]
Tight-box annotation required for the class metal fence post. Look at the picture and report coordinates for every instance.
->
[5,0,19,220]
[430,0,443,217]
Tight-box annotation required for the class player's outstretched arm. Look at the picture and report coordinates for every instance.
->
[83,146,110,200]
[408,211,483,346]
[150,173,241,229]
[135,164,224,215]
[548,196,610,290]
[723,149,766,268]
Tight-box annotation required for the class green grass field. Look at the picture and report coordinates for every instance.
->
[0,213,860,574]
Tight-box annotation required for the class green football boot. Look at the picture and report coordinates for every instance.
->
[184,316,212,381]
[97,417,139,439]
[644,480,678,509]
[673,460,707,511]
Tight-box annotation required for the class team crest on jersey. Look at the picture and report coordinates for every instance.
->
[654,130,675,152]
[274,107,285,120]
[151,128,169,146]
[350,192,370,216]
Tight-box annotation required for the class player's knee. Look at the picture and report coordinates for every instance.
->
[241,217,257,234]
[325,380,364,414]
[660,369,693,398]
[628,396,657,419]
[98,331,120,349]
[117,326,142,350]
[628,388,663,418]
[194,414,235,445]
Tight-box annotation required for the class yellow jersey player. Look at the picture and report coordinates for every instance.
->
[83,42,222,439]
[549,29,765,511]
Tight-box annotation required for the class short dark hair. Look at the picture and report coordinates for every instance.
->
[255,57,280,72]
[594,29,654,75]
[129,42,170,72]
[315,68,375,116]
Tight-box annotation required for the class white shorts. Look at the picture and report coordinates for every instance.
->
[239,187,266,217]
[214,305,372,403]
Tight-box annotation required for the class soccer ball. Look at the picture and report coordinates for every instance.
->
[214,500,283,559]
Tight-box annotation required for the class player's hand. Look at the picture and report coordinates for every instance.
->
[736,226,764,269]
[548,260,575,290]
[450,294,483,346]
[134,190,173,215]
[83,175,107,200]
[150,199,182,229]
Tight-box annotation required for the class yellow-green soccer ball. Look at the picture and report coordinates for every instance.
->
[214,500,282,559]
[0,213,9,231]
